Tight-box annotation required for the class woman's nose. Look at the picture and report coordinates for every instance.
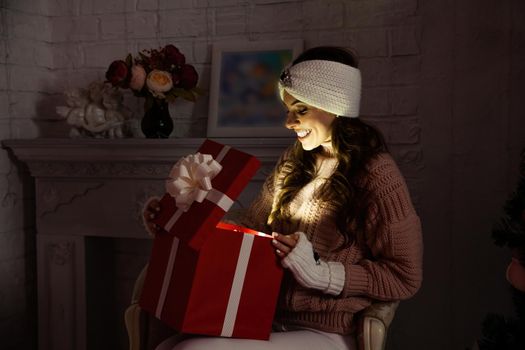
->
[285,112,298,129]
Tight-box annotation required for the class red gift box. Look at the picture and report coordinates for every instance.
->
[152,139,260,250]
[139,222,283,340]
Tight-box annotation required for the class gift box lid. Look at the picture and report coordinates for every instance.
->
[153,139,261,250]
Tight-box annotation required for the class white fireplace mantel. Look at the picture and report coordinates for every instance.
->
[3,137,292,350]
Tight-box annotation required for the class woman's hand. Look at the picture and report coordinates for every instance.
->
[142,197,162,236]
[271,232,299,258]
[275,231,346,295]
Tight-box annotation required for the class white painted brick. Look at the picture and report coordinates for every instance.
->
[195,0,249,6]
[51,17,75,43]
[389,117,420,144]
[351,28,388,57]
[6,40,35,66]
[34,43,54,69]
[391,86,419,115]
[303,0,344,30]
[391,25,420,56]
[7,39,53,69]
[126,12,158,39]
[137,0,159,10]
[51,43,84,69]
[193,41,211,64]
[393,0,418,16]
[159,0,196,9]
[359,58,392,87]
[83,42,128,68]
[10,118,40,138]
[73,16,100,41]
[100,14,126,40]
[0,68,7,91]
[305,30,346,48]
[0,41,6,64]
[0,93,9,118]
[9,92,61,119]
[0,9,4,37]
[9,92,38,118]
[344,0,391,28]
[52,16,99,42]
[160,10,208,37]
[8,66,56,92]
[250,4,302,33]
[392,56,421,85]
[44,0,81,16]
[215,8,246,36]
[253,31,304,44]
[81,0,131,14]
[253,0,301,4]
[4,0,47,15]
[63,69,105,90]
[360,87,390,116]
[7,10,52,42]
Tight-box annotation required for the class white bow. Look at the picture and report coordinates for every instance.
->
[165,153,223,212]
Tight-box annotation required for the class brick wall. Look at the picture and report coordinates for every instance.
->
[0,0,524,349]
[0,1,49,348]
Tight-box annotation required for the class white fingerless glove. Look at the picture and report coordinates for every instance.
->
[281,232,345,296]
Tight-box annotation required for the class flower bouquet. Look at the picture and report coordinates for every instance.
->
[105,44,204,138]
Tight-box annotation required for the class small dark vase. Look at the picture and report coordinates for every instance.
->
[141,99,173,138]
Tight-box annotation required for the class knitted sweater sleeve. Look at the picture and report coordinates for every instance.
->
[342,154,423,300]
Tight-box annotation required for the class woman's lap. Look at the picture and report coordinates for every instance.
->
[156,329,356,350]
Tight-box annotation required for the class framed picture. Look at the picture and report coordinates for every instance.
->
[207,40,303,137]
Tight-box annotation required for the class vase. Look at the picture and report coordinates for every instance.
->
[141,99,173,138]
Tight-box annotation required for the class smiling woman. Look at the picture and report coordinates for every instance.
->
[282,91,336,151]
[144,46,423,350]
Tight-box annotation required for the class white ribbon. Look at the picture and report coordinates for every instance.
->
[163,145,234,233]
[221,233,255,337]
[155,236,180,319]
[166,152,223,212]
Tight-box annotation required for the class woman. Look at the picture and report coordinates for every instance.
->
[143,46,423,350]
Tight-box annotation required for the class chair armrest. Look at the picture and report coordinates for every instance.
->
[356,301,399,350]
[125,265,149,350]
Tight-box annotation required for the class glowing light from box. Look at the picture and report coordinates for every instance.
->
[216,222,272,238]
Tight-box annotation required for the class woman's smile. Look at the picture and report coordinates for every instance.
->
[283,91,336,151]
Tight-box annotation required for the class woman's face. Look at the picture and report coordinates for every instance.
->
[283,91,336,151]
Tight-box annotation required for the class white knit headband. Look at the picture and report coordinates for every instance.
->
[278,60,361,118]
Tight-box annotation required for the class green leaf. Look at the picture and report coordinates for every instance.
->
[165,94,177,103]
[172,88,197,102]
[192,87,207,96]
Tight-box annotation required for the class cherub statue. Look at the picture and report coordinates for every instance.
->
[56,81,131,138]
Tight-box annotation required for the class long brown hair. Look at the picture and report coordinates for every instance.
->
[268,47,388,246]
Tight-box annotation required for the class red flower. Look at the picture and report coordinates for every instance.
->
[164,44,185,67]
[105,60,129,87]
[179,64,198,89]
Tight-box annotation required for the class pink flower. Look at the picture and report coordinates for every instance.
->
[129,65,147,91]
[146,70,173,98]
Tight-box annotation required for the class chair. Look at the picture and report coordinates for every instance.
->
[124,265,399,350]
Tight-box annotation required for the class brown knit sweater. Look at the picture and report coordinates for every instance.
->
[240,151,423,335]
